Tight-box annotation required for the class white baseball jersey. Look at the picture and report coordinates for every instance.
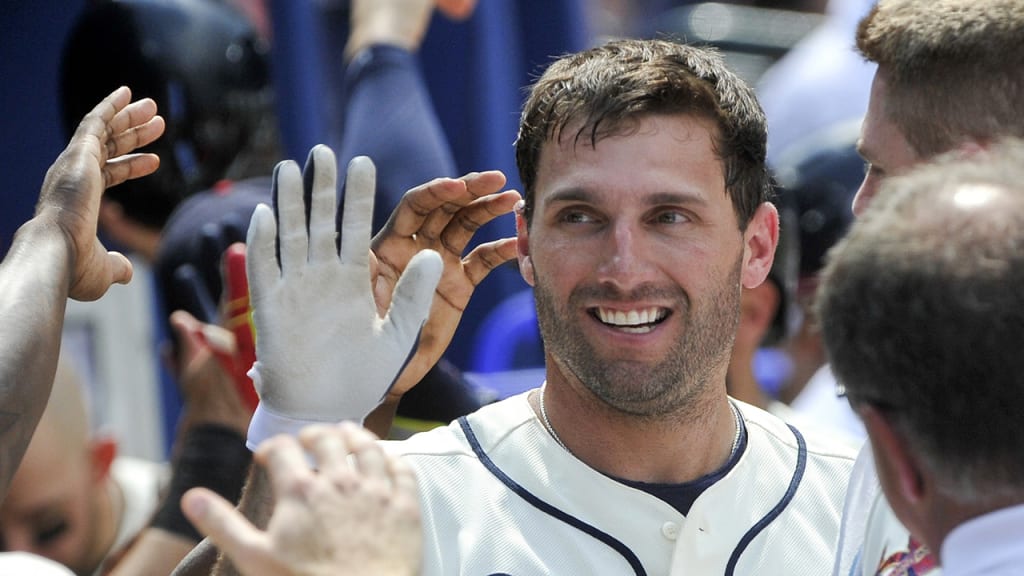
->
[836,446,941,576]
[390,391,856,575]
[0,553,75,575]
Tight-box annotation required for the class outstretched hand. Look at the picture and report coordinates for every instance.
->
[181,423,422,576]
[245,146,443,446]
[35,86,164,301]
[371,172,521,401]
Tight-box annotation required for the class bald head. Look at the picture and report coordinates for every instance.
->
[0,355,110,575]
[36,356,92,457]
[818,138,1024,502]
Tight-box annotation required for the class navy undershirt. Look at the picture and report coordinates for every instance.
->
[611,415,749,516]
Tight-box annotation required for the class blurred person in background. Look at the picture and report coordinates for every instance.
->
[0,355,167,576]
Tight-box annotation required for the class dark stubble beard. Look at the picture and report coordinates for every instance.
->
[533,254,743,421]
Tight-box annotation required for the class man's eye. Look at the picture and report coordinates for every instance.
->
[560,211,595,224]
[34,519,68,547]
[655,211,690,224]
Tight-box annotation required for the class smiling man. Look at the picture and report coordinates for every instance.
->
[212,38,858,576]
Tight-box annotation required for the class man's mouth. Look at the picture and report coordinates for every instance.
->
[592,306,670,334]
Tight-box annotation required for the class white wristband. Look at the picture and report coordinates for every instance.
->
[246,403,365,452]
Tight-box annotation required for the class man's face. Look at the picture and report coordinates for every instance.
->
[0,425,102,576]
[517,113,776,417]
[853,72,921,216]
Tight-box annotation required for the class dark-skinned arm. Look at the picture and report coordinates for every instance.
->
[0,86,163,498]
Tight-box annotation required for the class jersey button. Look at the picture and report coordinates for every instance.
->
[661,521,680,540]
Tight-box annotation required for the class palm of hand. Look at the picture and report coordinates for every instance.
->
[370,171,521,399]
[37,88,163,301]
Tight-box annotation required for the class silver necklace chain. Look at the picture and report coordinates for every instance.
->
[539,383,569,451]
[727,399,742,458]
[539,383,744,459]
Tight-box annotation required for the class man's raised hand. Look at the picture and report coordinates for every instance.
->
[35,86,164,301]
[245,146,442,447]
[371,172,521,401]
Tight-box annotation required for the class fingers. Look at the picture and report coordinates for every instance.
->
[76,87,164,187]
[461,237,519,286]
[256,434,317,497]
[386,250,443,341]
[170,310,206,361]
[223,244,253,338]
[102,153,161,189]
[222,243,260,412]
[374,171,512,257]
[180,488,269,574]
[105,98,164,159]
[438,189,521,255]
[273,160,308,275]
[339,156,376,268]
[73,86,132,142]
[299,424,355,480]
[299,423,391,487]
[417,171,506,244]
[343,423,391,481]
[380,175,490,240]
[246,204,279,304]
[306,146,340,264]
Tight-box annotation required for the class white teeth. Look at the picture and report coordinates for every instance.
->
[597,307,665,328]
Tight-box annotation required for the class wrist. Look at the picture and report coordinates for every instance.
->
[152,424,252,542]
[247,403,365,451]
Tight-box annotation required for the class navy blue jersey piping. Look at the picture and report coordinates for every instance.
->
[458,417,647,576]
[724,423,808,575]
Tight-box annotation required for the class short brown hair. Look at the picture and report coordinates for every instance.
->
[857,0,1024,157]
[818,138,1024,501]
[514,38,770,229]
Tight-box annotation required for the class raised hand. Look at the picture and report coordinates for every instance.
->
[245,145,443,446]
[181,423,422,576]
[371,172,521,401]
[35,86,164,301]
[172,242,260,412]
[168,310,253,437]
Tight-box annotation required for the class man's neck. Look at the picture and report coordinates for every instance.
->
[532,374,738,484]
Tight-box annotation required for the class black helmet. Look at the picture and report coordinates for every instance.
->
[773,122,862,279]
[60,0,275,229]
[763,185,800,347]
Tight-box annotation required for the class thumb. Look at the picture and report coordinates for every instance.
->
[181,488,271,575]
[385,249,442,341]
[108,250,133,286]
[169,310,205,362]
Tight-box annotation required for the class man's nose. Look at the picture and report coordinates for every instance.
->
[596,222,654,284]
[851,176,876,217]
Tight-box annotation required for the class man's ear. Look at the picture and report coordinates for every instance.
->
[88,434,119,484]
[741,202,779,289]
[516,210,535,286]
[860,405,929,538]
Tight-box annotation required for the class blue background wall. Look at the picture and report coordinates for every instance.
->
[0,2,89,253]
